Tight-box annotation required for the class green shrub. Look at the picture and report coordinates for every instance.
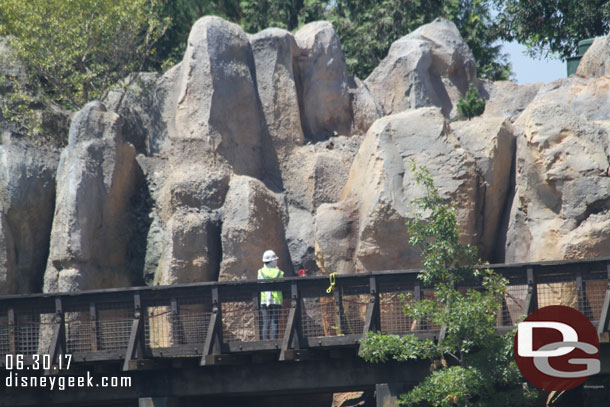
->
[457,84,486,119]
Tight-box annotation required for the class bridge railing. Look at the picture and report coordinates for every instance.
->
[0,258,608,369]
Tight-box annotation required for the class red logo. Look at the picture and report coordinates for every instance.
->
[513,305,600,391]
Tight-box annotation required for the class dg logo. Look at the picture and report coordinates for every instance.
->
[513,305,601,391]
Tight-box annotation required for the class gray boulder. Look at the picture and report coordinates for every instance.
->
[451,117,515,258]
[349,78,383,135]
[481,80,541,122]
[286,206,318,273]
[576,35,610,78]
[155,209,221,285]
[295,22,353,138]
[365,18,476,118]
[0,144,58,293]
[315,108,482,274]
[219,176,293,281]
[505,100,610,262]
[44,102,141,292]
[173,16,266,179]
[250,28,304,161]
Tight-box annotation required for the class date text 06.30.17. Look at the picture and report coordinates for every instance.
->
[4,354,72,371]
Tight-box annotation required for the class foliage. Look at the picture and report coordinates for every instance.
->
[152,0,242,71]
[240,0,326,33]
[0,74,42,138]
[0,0,168,110]
[153,0,510,81]
[359,164,537,406]
[457,85,485,120]
[327,0,511,80]
[494,0,610,59]
[152,0,326,71]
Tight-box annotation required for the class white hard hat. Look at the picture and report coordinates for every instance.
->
[262,250,279,262]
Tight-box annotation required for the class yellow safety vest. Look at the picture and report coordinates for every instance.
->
[258,267,284,305]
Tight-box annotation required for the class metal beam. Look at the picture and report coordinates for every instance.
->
[89,302,98,352]
[523,267,538,316]
[279,282,302,361]
[201,287,222,366]
[597,262,610,338]
[47,297,66,374]
[359,276,380,356]
[123,293,144,371]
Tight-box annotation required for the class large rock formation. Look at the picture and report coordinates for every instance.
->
[173,16,269,180]
[0,12,608,317]
[365,18,476,118]
[0,144,58,293]
[295,21,353,139]
[43,102,141,292]
[250,28,304,161]
[481,80,541,123]
[505,94,610,262]
[315,108,485,274]
[452,117,515,258]
[219,176,293,281]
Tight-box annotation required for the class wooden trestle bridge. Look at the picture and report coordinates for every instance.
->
[1,258,610,406]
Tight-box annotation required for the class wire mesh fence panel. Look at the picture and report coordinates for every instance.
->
[300,295,328,338]
[501,283,528,327]
[537,274,578,309]
[303,295,341,337]
[176,297,211,346]
[222,301,258,343]
[64,306,92,353]
[0,314,7,355]
[96,302,132,351]
[15,310,56,355]
[256,305,291,341]
[582,276,607,323]
[380,291,416,335]
[340,295,368,335]
[144,303,172,349]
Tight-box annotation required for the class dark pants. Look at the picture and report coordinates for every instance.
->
[261,304,281,340]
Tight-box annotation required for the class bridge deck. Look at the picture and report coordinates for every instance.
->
[0,257,607,370]
[0,259,609,406]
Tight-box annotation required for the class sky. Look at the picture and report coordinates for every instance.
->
[500,41,567,84]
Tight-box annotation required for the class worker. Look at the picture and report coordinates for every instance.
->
[258,250,284,340]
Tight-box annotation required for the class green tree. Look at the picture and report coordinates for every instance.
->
[327,0,511,80]
[457,84,485,119]
[0,0,168,110]
[494,0,610,59]
[152,0,242,71]
[150,0,326,70]
[359,164,537,406]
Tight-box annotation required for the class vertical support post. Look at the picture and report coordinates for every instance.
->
[411,282,422,332]
[333,286,344,336]
[596,262,610,337]
[576,273,589,319]
[279,281,302,361]
[170,298,180,346]
[89,302,98,352]
[358,276,380,356]
[201,287,223,366]
[252,291,261,341]
[524,267,538,316]
[47,297,66,374]
[8,308,16,355]
[123,293,144,371]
